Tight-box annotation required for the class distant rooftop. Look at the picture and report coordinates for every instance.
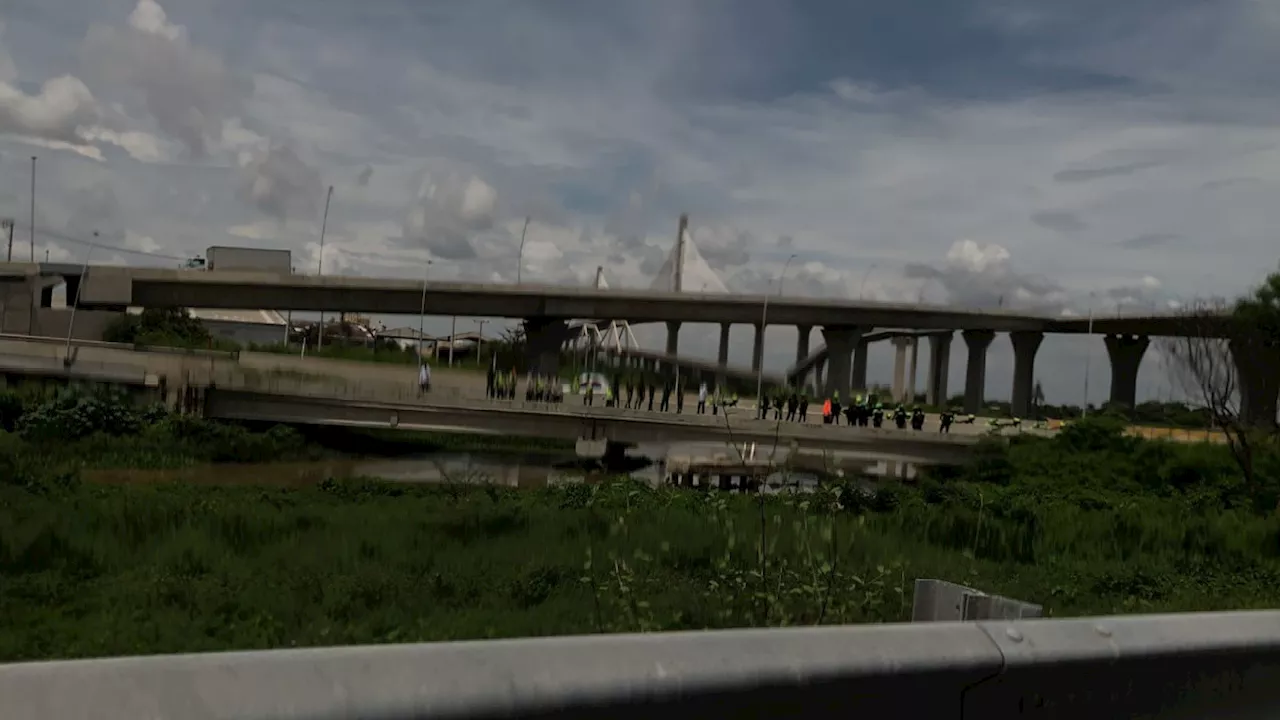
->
[127,307,286,326]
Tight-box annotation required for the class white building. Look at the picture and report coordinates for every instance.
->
[190,308,289,347]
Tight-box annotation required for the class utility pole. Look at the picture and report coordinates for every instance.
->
[315,185,333,350]
[448,315,457,366]
[474,318,488,365]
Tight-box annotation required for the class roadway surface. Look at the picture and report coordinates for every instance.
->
[19,262,1206,335]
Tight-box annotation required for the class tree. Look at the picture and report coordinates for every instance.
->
[103,308,211,347]
[1160,273,1280,495]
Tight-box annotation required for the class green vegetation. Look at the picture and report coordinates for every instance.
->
[0,385,324,473]
[3,400,1280,661]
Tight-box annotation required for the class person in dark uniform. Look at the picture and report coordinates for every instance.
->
[647,376,656,411]
[939,408,955,433]
[798,394,809,422]
[486,365,495,399]
[831,395,843,425]
[610,372,622,407]
[660,379,672,412]
[786,391,798,422]
[625,377,635,409]
[675,378,685,413]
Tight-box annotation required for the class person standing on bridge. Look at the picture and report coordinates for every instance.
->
[418,362,431,397]
[798,393,809,423]
[624,375,635,409]
[647,375,656,411]
[485,363,495,399]
[660,377,672,412]
[675,377,684,413]
[697,382,707,414]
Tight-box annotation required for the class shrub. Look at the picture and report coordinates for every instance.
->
[16,387,142,443]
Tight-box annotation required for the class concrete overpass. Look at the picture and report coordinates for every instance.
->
[2,262,1266,425]
[203,389,983,464]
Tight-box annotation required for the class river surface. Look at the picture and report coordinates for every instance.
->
[84,442,916,489]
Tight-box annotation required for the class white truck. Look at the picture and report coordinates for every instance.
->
[205,246,292,273]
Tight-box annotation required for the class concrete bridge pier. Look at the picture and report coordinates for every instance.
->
[927,332,952,407]
[1104,334,1149,408]
[852,339,868,391]
[717,323,731,389]
[602,440,630,470]
[794,325,811,384]
[962,330,994,415]
[751,323,764,374]
[821,326,861,400]
[665,321,680,358]
[907,337,920,402]
[525,319,573,377]
[891,337,910,403]
[1010,331,1043,418]
[1231,339,1280,428]
[814,359,825,395]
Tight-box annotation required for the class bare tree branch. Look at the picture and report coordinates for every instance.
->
[1158,297,1271,495]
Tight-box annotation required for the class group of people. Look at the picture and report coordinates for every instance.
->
[754,390,975,434]
[485,367,521,400]
[589,373,686,413]
[476,364,976,435]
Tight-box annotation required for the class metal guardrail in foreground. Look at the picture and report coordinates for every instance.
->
[3,611,1280,719]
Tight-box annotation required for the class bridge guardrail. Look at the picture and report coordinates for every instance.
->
[2,610,1278,719]
[0,332,237,360]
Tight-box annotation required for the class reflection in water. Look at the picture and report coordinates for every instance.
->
[84,442,919,489]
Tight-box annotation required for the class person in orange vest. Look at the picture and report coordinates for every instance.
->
[822,398,833,424]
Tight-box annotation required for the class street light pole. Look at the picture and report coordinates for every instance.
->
[859,264,877,299]
[755,253,797,405]
[316,185,334,350]
[516,216,530,284]
[64,231,96,365]
[417,259,434,362]
[29,156,37,263]
[2,218,13,262]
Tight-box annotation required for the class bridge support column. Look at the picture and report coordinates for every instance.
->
[962,330,994,415]
[907,337,920,402]
[891,337,910,403]
[821,326,861,400]
[926,332,953,407]
[1104,334,1148,409]
[665,321,680,358]
[602,440,630,471]
[716,323,731,389]
[525,318,573,377]
[852,339,868,391]
[794,325,811,372]
[814,359,825,394]
[1232,338,1280,428]
[1010,331,1043,419]
[751,323,764,374]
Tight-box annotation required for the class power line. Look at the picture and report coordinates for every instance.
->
[30,227,190,263]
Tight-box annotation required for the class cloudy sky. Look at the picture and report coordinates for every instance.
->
[1,0,1277,404]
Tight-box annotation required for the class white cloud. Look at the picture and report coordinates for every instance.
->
[3,0,1279,404]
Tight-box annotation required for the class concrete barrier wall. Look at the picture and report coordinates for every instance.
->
[3,610,1280,719]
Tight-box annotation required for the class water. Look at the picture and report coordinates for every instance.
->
[83,442,916,489]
